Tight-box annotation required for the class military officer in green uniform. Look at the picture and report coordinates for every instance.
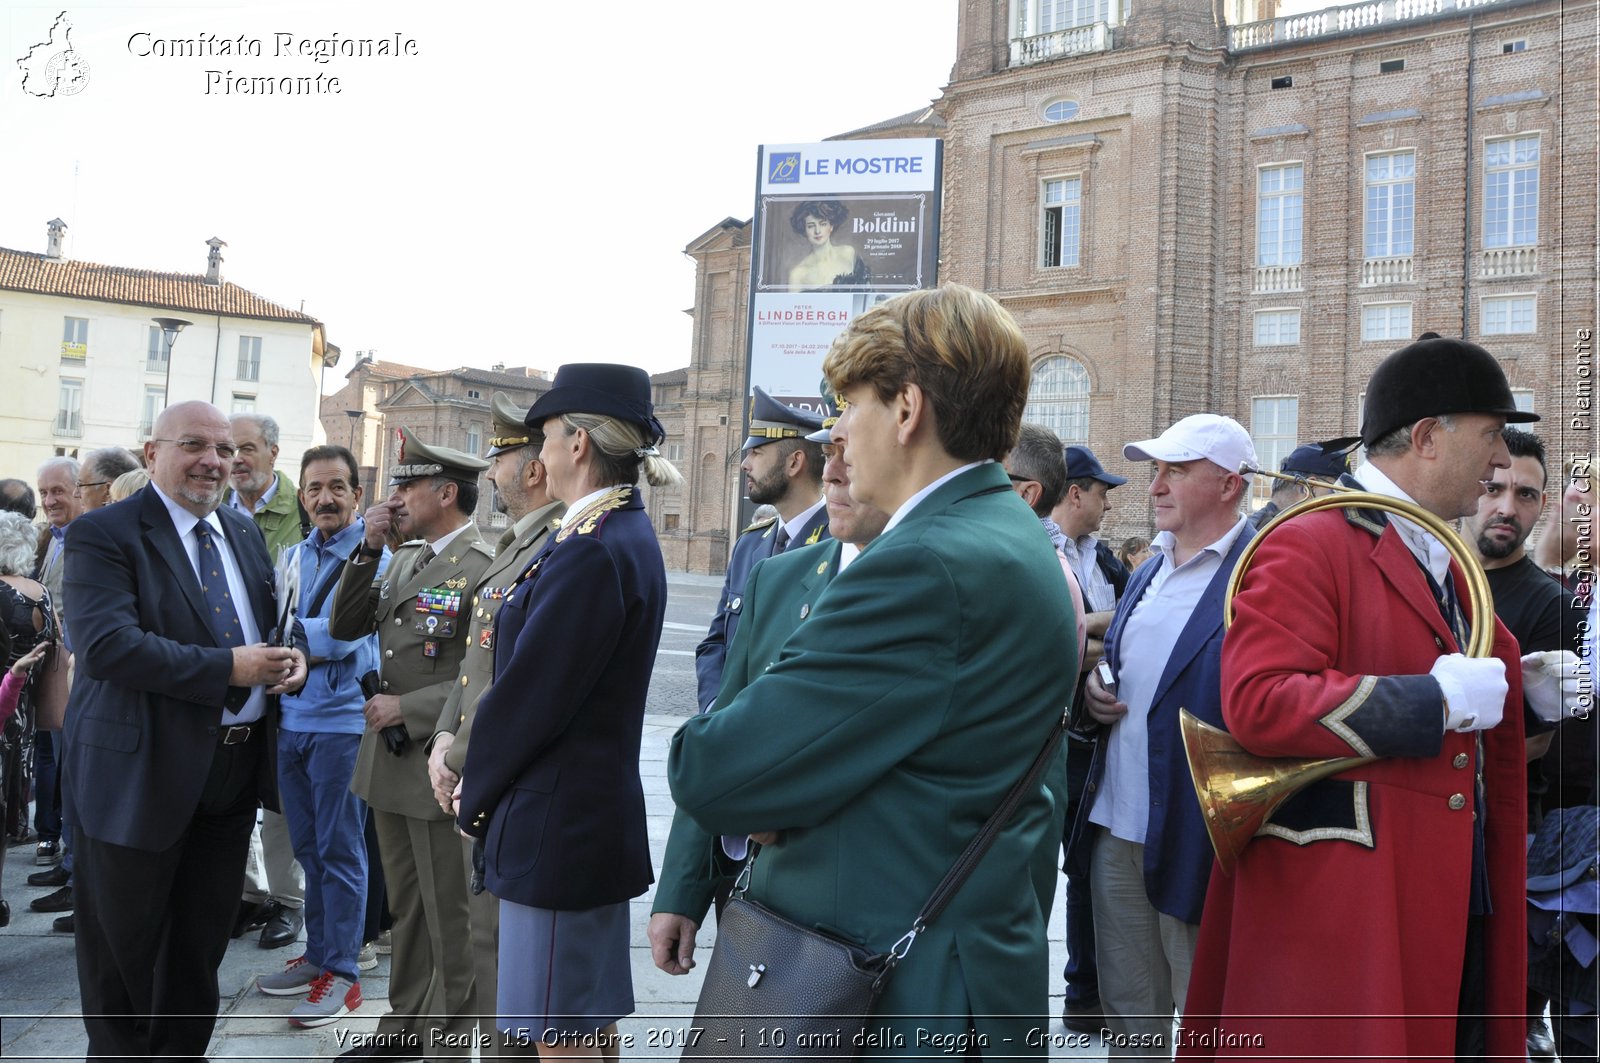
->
[651,409,891,973]
[328,428,494,1063]
[424,394,565,1056]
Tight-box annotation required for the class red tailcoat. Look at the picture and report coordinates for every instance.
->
[1181,508,1526,1062]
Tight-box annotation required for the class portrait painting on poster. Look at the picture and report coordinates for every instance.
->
[745,138,942,415]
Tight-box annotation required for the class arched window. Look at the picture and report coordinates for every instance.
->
[1023,355,1090,443]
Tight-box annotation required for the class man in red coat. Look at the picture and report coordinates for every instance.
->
[1182,337,1539,1062]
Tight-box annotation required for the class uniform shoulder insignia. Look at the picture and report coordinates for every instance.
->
[556,486,633,542]
[467,540,496,558]
[399,538,427,548]
[739,514,780,536]
[1343,505,1388,537]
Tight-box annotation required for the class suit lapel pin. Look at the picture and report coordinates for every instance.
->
[747,963,766,988]
[799,603,810,619]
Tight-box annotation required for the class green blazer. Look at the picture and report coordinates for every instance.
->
[654,537,844,923]
[669,464,1078,1049]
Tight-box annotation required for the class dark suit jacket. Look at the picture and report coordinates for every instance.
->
[61,486,279,852]
[457,488,666,910]
[1065,521,1253,924]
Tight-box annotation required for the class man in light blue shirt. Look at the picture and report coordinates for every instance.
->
[1071,414,1257,1058]
[257,444,388,1028]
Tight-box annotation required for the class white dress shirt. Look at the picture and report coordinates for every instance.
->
[150,484,266,725]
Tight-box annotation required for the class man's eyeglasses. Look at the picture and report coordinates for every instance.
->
[75,480,109,491]
[1007,473,1038,485]
[153,438,238,460]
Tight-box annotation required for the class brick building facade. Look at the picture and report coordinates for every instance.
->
[665,0,1595,571]
[318,357,553,533]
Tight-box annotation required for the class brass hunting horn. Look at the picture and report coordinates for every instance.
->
[1180,464,1494,875]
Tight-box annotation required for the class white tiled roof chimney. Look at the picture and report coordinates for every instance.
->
[205,236,227,285]
[45,218,67,261]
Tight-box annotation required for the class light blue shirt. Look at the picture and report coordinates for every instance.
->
[279,518,388,734]
[1090,514,1250,844]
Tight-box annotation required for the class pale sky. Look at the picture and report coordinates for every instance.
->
[2,0,1335,391]
[0,1,961,386]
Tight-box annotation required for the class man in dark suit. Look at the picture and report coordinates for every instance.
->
[62,400,306,1061]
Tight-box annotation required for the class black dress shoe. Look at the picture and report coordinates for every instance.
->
[53,913,74,933]
[27,865,69,887]
[0,898,9,928]
[258,901,303,949]
[30,885,72,913]
[1527,1016,1558,1060]
[231,899,272,939]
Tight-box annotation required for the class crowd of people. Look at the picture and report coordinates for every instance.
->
[0,283,1594,1062]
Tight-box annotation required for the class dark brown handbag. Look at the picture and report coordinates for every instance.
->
[682,710,1069,1061]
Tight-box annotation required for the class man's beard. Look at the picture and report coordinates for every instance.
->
[1474,520,1524,560]
[235,469,272,496]
[747,464,788,506]
[178,481,226,511]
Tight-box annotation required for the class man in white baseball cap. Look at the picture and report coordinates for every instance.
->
[1065,412,1256,1056]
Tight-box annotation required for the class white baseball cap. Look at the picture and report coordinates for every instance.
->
[1123,414,1258,479]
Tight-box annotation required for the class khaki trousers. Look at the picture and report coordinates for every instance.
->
[372,809,479,1063]
[1090,829,1199,1060]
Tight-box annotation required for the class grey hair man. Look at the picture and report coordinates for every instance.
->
[76,448,141,513]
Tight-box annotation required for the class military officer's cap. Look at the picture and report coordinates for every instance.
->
[389,426,490,486]
[485,392,543,457]
[524,363,665,444]
[744,386,824,451]
[805,380,843,444]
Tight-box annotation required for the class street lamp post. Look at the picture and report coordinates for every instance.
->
[345,409,364,450]
[152,316,192,405]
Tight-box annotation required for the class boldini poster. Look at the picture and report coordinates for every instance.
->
[745,139,942,416]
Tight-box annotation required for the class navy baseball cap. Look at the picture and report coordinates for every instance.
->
[1064,445,1127,487]
[1281,442,1351,480]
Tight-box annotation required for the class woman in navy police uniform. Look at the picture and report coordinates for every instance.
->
[457,363,682,1058]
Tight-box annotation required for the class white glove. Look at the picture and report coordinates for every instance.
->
[1430,654,1508,732]
[1521,651,1593,723]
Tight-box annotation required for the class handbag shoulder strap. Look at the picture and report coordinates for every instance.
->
[734,710,1071,967]
[913,712,1068,931]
